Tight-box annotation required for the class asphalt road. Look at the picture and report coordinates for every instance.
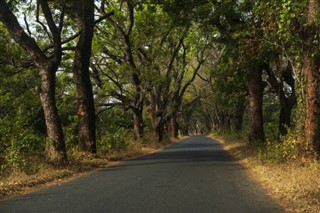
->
[0,136,282,213]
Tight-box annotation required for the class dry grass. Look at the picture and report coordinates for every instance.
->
[210,134,320,213]
[0,137,185,200]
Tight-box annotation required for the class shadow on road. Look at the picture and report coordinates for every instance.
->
[98,136,240,171]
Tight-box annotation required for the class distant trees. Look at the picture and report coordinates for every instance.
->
[92,1,209,142]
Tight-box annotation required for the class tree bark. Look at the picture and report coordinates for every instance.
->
[304,0,320,154]
[304,55,320,153]
[234,97,245,132]
[132,107,144,141]
[149,95,165,143]
[265,63,297,136]
[40,64,67,164]
[73,0,96,153]
[153,123,164,142]
[279,102,293,136]
[168,116,179,138]
[248,66,265,144]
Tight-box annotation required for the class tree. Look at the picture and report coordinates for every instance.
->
[247,62,265,144]
[0,0,68,165]
[72,0,96,153]
[265,60,297,136]
[94,0,145,141]
[235,1,267,144]
[146,25,208,142]
[303,0,320,154]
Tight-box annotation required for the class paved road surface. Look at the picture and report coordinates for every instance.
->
[0,136,282,213]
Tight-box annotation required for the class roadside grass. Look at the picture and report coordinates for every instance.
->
[210,133,320,213]
[0,137,185,200]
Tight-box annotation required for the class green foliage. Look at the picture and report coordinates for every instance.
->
[261,129,314,163]
[0,116,45,174]
[0,25,46,174]
[97,128,131,153]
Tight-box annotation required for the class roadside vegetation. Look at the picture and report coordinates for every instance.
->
[212,132,320,213]
[0,136,182,199]
[1,1,320,212]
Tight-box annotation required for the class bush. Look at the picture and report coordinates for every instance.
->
[0,127,44,174]
[97,128,131,153]
[261,128,314,163]
[0,115,45,175]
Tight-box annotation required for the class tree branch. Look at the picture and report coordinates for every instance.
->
[24,13,32,36]
[39,0,59,41]
[36,1,51,40]
[0,0,47,64]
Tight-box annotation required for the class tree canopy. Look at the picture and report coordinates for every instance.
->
[0,0,320,171]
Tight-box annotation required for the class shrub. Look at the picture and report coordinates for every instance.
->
[0,115,44,175]
[261,128,314,163]
[97,128,131,153]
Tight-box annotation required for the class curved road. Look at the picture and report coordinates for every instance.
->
[0,136,282,212]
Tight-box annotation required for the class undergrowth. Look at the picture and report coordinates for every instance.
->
[0,133,178,199]
[211,131,320,213]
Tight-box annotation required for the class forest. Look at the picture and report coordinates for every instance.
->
[0,0,320,175]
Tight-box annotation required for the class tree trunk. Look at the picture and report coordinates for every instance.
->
[40,65,67,165]
[303,0,320,154]
[265,63,297,137]
[73,0,96,153]
[133,107,144,141]
[168,116,179,138]
[222,114,231,132]
[154,124,164,142]
[304,55,320,153]
[248,66,265,144]
[150,113,164,143]
[279,102,293,136]
[234,98,245,132]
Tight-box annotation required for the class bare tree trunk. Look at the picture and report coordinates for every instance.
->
[168,116,179,138]
[304,55,320,153]
[151,116,164,142]
[304,0,320,154]
[279,102,293,136]
[149,100,165,143]
[40,64,67,164]
[133,107,144,141]
[248,66,265,144]
[154,124,164,142]
[73,0,96,153]
[265,63,297,137]
[234,98,245,132]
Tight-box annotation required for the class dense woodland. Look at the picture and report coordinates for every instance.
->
[0,0,320,172]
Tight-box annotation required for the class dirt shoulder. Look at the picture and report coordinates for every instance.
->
[210,134,320,213]
[0,137,186,200]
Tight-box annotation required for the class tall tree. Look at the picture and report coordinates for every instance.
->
[96,0,145,141]
[0,0,67,164]
[247,62,265,144]
[304,0,320,154]
[265,61,297,136]
[72,0,96,153]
